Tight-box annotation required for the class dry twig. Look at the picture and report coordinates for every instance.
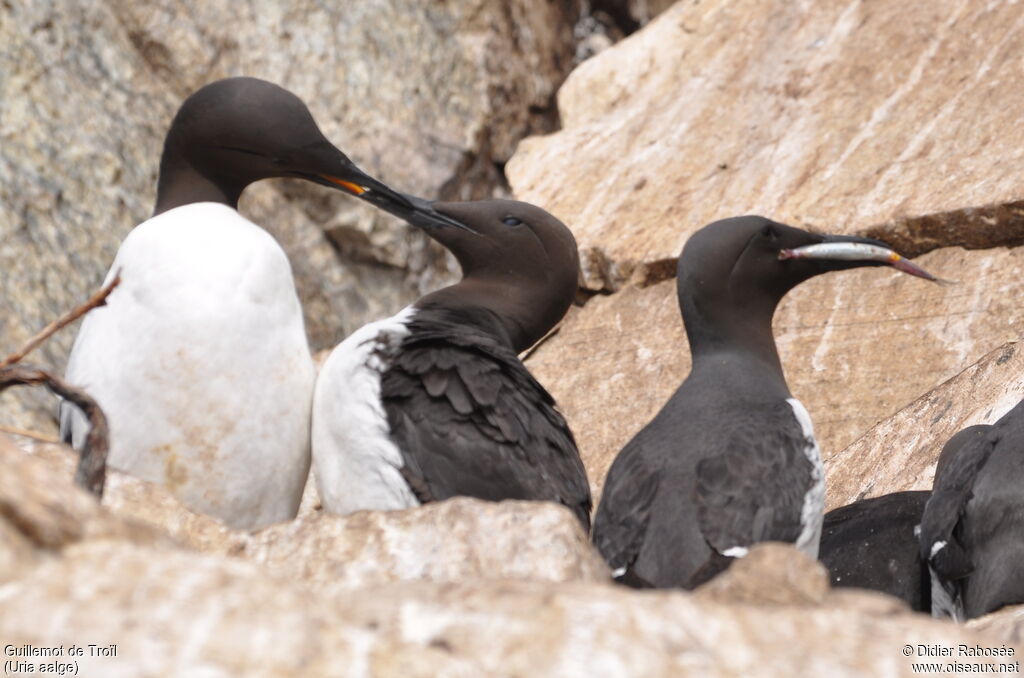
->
[0,365,108,497]
[0,272,121,368]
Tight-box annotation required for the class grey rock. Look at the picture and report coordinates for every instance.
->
[0,0,580,431]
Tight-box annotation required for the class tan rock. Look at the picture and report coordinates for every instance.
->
[19,439,608,589]
[15,438,234,550]
[0,541,385,678]
[234,497,609,592]
[509,0,1024,292]
[0,0,580,430]
[826,341,1024,510]
[1,539,1018,678]
[0,434,168,584]
[528,247,1024,500]
[694,543,829,607]
[969,605,1024,647]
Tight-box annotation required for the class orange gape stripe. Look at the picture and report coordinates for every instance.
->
[322,175,367,195]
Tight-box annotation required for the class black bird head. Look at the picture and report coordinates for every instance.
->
[677,216,939,358]
[153,77,462,230]
[411,199,580,354]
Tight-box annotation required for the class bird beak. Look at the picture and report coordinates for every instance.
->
[778,235,943,282]
[315,170,475,233]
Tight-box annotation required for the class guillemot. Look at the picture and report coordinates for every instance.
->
[311,199,592,528]
[591,216,941,588]
[61,77,458,529]
[921,416,1024,621]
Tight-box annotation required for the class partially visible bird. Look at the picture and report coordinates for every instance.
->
[592,216,941,588]
[921,416,1024,620]
[312,199,591,529]
[820,425,994,614]
[820,491,932,611]
[62,77,459,529]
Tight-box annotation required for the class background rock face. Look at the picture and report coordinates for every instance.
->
[509,0,1024,292]
[513,0,1024,502]
[826,341,1024,510]
[0,0,579,431]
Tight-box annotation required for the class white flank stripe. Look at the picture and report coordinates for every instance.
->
[312,306,420,515]
[788,398,824,559]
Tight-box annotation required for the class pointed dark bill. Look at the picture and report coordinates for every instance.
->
[316,171,475,233]
[778,242,947,282]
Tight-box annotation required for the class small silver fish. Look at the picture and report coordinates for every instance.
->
[778,242,950,283]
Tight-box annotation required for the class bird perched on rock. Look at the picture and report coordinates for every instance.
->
[592,216,941,588]
[61,77,459,530]
[312,199,592,529]
[820,425,988,613]
[921,414,1024,621]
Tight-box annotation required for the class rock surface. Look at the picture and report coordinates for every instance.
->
[237,498,609,592]
[826,341,1024,510]
[970,605,1024,647]
[693,542,830,607]
[17,439,608,588]
[0,0,580,431]
[8,436,1019,677]
[0,434,167,584]
[2,537,1018,678]
[509,0,1024,292]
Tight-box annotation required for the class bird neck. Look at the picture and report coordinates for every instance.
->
[415,278,540,354]
[680,292,790,392]
[153,147,244,216]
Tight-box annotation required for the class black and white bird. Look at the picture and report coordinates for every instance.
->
[592,216,940,588]
[61,77,459,530]
[921,414,1024,621]
[311,199,592,528]
[820,491,932,612]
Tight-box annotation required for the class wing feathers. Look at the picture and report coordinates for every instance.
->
[380,316,591,529]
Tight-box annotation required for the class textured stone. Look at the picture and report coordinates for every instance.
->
[527,246,1024,500]
[969,605,1024,647]
[1,539,1017,678]
[235,497,609,592]
[509,0,1024,292]
[0,434,168,584]
[694,543,829,607]
[826,341,1024,510]
[0,0,580,431]
[20,440,608,588]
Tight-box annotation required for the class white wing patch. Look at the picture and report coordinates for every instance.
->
[722,546,749,558]
[929,540,947,559]
[312,306,419,515]
[788,397,824,559]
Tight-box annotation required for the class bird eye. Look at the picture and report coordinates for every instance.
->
[502,216,523,226]
[761,225,778,240]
